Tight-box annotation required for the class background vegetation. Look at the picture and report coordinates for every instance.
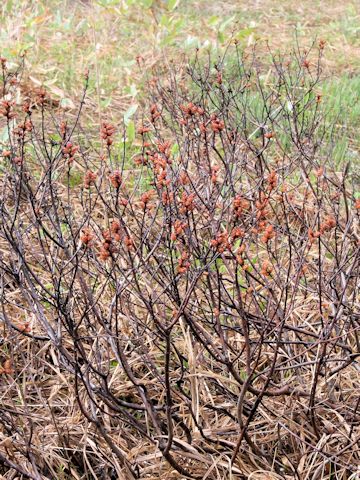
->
[0,1,359,479]
[1,0,360,163]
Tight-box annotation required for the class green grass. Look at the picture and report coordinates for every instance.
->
[1,0,359,162]
[321,75,360,164]
[1,0,359,89]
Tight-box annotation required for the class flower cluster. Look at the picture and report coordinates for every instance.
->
[101,122,116,146]
[137,125,151,135]
[140,190,155,210]
[230,226,244,243]
[171,220,187,241]
[0,100,16,119]
[109,170,122,189]
[180,102,204,117]
[179,192,195,214]
[261,260,273,276]
[0,359,13,376]
[177,251,190,274]
[80,227,94,246]
[308,215,336,244]
[261,224,275,244]
[13,120,32,139]
[233,195,250,219]
[255,192,269,221]
[111,221,122,242]
[84,170,97,188]
[150,104,161,123]
[211,231,231,253]
[235,244,246,266]
[211,165,220,184]
[99,229,117,261]
[62,141,79,164]
[210,114,225,132]
[267,170,277,192]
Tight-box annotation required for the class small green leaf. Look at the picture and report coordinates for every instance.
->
[183,35,200,49]
[235,27,255,41]
[60,97,75,109]
[100,97,112,109]
[124,83,138,97]
[208,15,220,27]
[67,170,83,188]
[61,223,69,234]
[160,14,170,27]
[219,15,236,32]
[50,133,62,143]
[171,143,179,156]
[96,0,120,6]
[218,30,225,44]
[167,0,180,10]
[124,104,138,125]
[126,120,135,144]
[140,0,153,7]
[0,126,9,145]
[6,0,14,13]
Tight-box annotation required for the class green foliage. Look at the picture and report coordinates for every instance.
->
[126,120,136,144]
[124,104,138,125]
[66,170,83,188]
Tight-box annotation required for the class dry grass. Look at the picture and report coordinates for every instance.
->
[1,0,360,109]
[2,0,360,161]
[0,2,359,480]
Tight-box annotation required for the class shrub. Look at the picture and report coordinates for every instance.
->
[0,44,359,479]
